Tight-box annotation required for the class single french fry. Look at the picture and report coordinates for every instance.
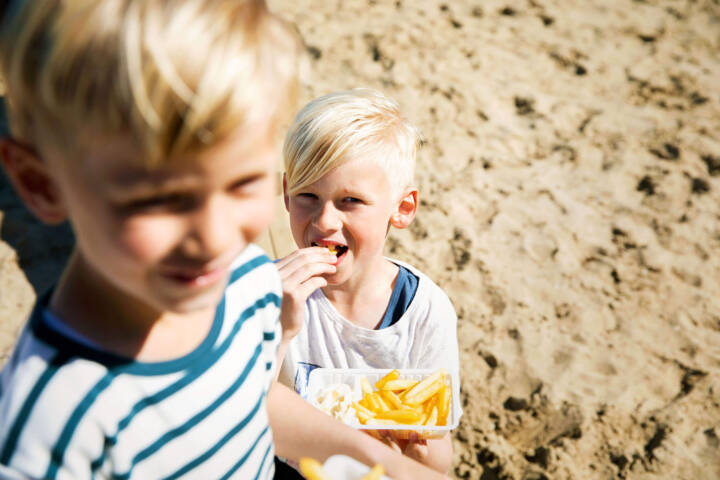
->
[437,384,450,426]
[360,464,385,480]
[299,457,333,480]
[372,393,391,412]
[382,379,419,391]
[353,402,376,418]
[439,385,451,426]
[419,406,431,425]
[360,376,374,396]
[360,396,373,411]
[357,410,373,424]
[404,378,444,405]
[380,390,403,410]
[436,383,448,417]
[422,396,437,415]
[375,369,401,390]
[365,393,383,412]
[403,369,446,402]
[424,406,438,426]
[376,408,423,424]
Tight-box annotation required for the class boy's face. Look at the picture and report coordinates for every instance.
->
[44,130,277,313]
[286,159,399,286]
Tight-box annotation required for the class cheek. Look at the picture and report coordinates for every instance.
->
[287,204,311,234]
[240,188,276,239]
[116,217,184,263]
[353,211,389,245]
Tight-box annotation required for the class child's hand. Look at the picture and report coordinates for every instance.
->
[275,247,337,341]
[377,431,429,464]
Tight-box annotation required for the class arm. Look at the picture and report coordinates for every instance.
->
[267,382,448,480]
[274,247,336,377]
[381,279,456,472]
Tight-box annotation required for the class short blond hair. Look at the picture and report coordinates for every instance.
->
[283,89,421,196]
[0,0,303,164]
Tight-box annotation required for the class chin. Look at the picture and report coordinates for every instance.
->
[322,271,350,287]
[155,287,226,314]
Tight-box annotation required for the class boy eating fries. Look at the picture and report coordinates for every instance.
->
[276,89,461,473]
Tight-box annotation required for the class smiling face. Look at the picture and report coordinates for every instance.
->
[285,159,403,286]
[44,129,277,314]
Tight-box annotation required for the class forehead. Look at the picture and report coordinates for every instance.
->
[313,158,391,192]
[63,129,276,187]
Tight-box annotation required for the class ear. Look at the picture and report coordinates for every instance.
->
[0,138,67,224]
[282,173,290,211]
[389,187,418,229]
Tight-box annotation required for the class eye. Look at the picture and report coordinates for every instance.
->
[229,173,266,194]
[342,196,363,204]
[121,193,194,213]
[295,192,318,201]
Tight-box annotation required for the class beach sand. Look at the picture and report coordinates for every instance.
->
[2,1,720,478]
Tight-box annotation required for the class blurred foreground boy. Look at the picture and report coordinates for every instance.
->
[277,89,461,473]
[0,3,445,479]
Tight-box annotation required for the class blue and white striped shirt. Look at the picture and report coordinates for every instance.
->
[0,244,281,480]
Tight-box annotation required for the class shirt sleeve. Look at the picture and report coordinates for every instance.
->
[415,287,461,377]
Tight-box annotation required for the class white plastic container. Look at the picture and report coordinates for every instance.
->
[306,368,462,440]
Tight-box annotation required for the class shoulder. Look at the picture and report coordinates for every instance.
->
[389,258,455,309]
[226,244,281,293]
[0,330,110,452]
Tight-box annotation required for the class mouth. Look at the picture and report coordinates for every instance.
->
[160,265,228,288]
[312,242,349,258]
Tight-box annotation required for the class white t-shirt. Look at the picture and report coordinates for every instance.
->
[278,260,460,398]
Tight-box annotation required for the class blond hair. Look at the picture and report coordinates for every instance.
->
[0,0,304,164]
[283,89,421,196]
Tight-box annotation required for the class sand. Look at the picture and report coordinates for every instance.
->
[2,1,719,478]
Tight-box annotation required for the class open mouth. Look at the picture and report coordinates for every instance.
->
[312,242,349,257]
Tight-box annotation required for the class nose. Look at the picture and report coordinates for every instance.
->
[312,201,342,233]
[184,195,236,260]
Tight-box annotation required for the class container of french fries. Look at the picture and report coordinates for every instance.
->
[307,368,461,440]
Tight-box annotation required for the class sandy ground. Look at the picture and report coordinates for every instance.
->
[2,1,720,478]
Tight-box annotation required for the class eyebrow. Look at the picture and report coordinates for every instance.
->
[105,169,200,194]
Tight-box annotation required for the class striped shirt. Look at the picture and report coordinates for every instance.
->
[0,244,281,480]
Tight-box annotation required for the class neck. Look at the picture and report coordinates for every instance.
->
[322,256,398,327]
[49,251,213,360]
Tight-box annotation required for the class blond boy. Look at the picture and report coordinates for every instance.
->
[0,3,445,479]
[277,89,461,473]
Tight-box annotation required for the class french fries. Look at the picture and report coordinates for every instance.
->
[299,457,334,480]
[351,369,451,428]
[299,457,385,480]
